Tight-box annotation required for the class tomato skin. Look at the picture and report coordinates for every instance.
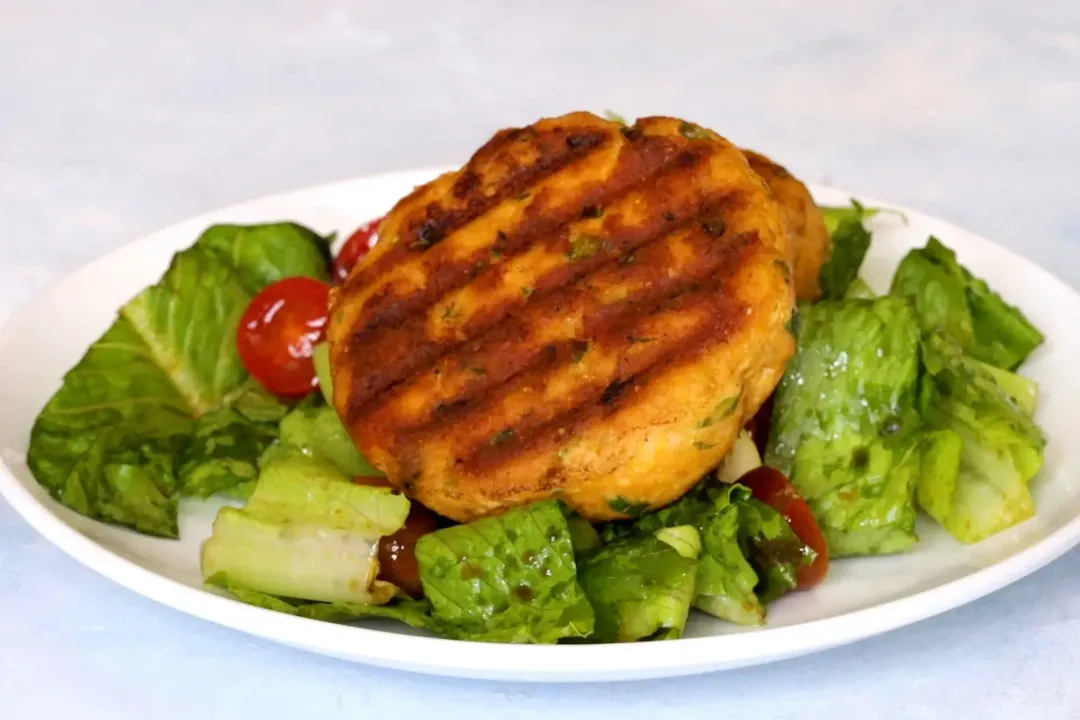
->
[738,465,829,589]
[333,217,383,283]
[236,277,331,397]
[352,476,437,598]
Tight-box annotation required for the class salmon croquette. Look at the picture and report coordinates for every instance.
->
[328,112,796,522]
[742,149,830,302]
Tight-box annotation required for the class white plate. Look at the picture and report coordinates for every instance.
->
[1,168,1078,683]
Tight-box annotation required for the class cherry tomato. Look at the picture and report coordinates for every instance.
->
[236,276,331,397]
[353,476,438,598]
[738,465,829,589]
[334,217,383,283]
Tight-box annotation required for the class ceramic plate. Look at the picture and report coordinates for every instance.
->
[1,168,1077,682]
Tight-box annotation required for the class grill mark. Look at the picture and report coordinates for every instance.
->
[344,193,735,423]
[345,130,679,335]
[454,144,740,326]
[410,279,724,449]
[343,124,612,295]
[395,274,745,482]
[341,160,745,419]
[359,227,757,442]
[391,236,760,479]
[452,170,481,199]
[456,281,751,481]
[443,171,707,342]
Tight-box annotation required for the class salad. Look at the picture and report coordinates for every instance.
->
[27,193,1046,646]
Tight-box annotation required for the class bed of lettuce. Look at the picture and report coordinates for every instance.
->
[25,201,1048,644]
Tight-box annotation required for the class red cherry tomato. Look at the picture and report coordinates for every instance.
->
[353,476,438,598]
[738,465,829,589]
[334,217,383,283]
[236,276,331,397]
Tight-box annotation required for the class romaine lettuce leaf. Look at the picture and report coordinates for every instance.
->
[201,455,408,604]
[194,223,333,295]
[178,380,293,501]
[693,489,765,625]
[598,482,812,625]
[28,223,332,537]
[738,498,815,603]
[312,342,334,404]
[179,406,280,499]
[890,237,1043,370]
[817,201,876,301]
[968,357,1038,417]
[916,331,1046,542]
[414,500,595,643]
[820,201,879,237]
[566,513,602,555]
[259,405,381,478]
[577,528,699,642]
[715,430,763,483]
[844,277,876,300]
[207,573,437,630]
[766,297,923,556]
[655,524,702,559]
[600,481,715,542]
[48,424,189,537]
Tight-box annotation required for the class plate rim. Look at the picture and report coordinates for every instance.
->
[1,168,1077,682]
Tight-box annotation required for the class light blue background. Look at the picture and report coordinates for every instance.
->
[2,1,1079,717]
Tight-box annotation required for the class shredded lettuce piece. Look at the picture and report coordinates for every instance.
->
[201,455,408,604]
[260,405,382,478]
[817,201,876,300]
[414,500,594,643]
[598,482,813,625]
[916,331,1046,542]
[208,574,437,629]
[890,237,1043,370]
[577,527,699,642]
[766,297,923,556]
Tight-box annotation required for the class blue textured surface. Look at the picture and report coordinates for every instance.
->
[2,1,1079,717]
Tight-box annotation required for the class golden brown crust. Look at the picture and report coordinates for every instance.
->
[328,112,795,522]
[743,149,830,302]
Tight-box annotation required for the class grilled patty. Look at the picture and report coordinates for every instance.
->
[328,112,796,522]
[743,149,830,302]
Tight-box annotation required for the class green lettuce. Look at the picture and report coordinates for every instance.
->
[312,342,334,404]
[201,455,408,604]
[766,297,923,556]
[817,201,876,301]
[259,405,382,478]
[28,223,331,537]
[968,358,1038,416]
[598,482,812,625]
[178,389,286,499]
[692,488,767,625]
[890,237,1043,370]
[600,481,716,542]
[207,573,437,630]
[820,201,879,237]
[39,424,189,537]
[194,223,334,295]
[915,331,1046,542]
[737,498,814,602]
[577,527,699,642]
[414,500,595,643]
[844,277,876,300]
[566,514,602,555]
